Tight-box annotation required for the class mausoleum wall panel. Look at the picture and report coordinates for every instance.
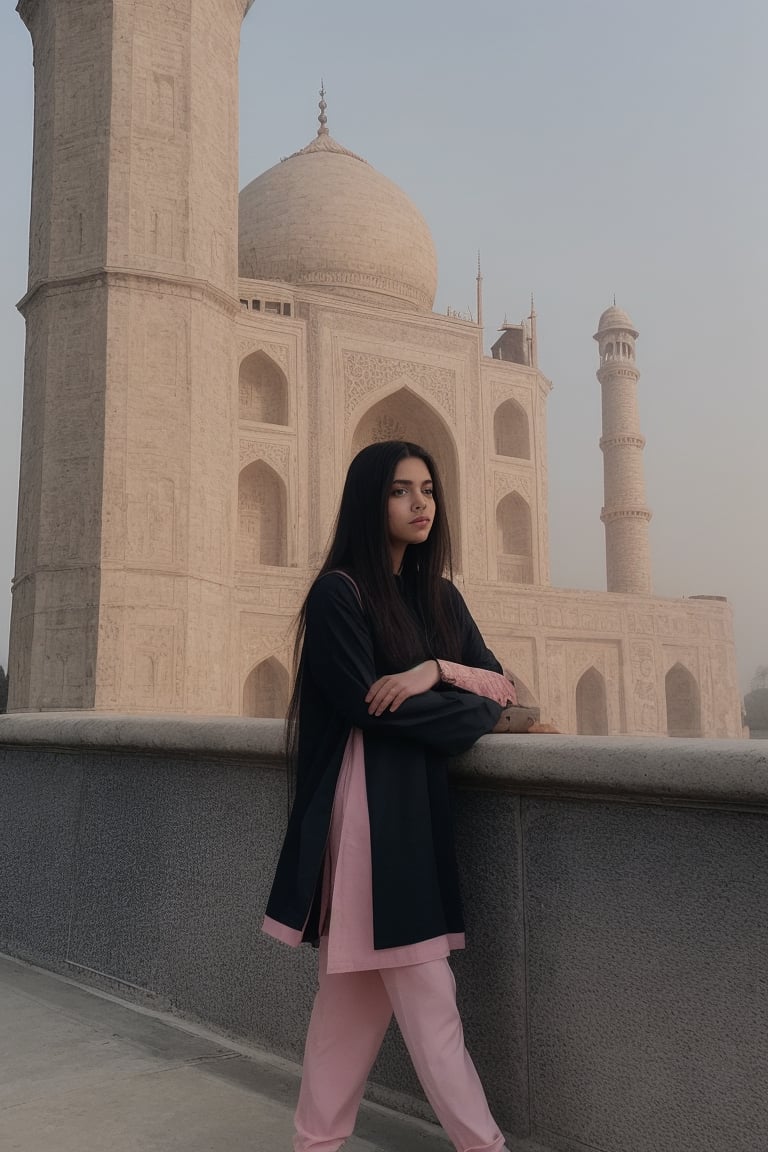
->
[24,1,112,284]
[105,0,244,294]
[121,611,185,711]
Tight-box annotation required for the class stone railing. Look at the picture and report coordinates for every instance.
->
[0,713,766,1152]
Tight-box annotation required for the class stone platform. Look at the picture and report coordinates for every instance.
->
[0,952,458,1152]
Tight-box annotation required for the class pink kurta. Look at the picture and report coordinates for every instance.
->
[262,661,516,971]
[321,728,466,973]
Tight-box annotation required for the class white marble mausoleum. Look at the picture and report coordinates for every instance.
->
[7,0,742,737]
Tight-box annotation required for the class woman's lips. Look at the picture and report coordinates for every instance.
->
[410,518,430,526]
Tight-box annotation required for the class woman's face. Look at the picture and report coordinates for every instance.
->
[387,455,435,556]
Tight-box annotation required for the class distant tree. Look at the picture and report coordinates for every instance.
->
[0,665,7,714]
[751,665,768,692]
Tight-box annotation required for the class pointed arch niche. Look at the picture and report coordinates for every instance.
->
[239,351,289,425]
[666,663,701,737]
[351,387,462,565]
[243,657,289,718]
[237,460,287,568]
[576,667,609,735]
[496,492,533,583]
[494,398,530,460]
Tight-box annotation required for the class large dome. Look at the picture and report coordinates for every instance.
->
[238,129,438,311]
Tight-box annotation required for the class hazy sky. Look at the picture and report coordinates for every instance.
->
[0,1,765,691]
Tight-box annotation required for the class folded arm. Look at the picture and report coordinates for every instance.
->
[304,574,502,755]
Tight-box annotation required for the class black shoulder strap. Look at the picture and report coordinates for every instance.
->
[326,568,363,609]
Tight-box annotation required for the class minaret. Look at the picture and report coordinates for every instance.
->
[9,0,255,712]
[594,305,652,595]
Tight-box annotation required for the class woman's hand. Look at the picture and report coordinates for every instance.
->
[366,661,441,715]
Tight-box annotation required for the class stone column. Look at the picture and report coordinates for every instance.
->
[594,306,652,595]
[10,0,254,712]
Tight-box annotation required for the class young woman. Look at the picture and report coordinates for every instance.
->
[264,440,532,1152]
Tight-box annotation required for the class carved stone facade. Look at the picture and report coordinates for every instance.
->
[8,1,743,736]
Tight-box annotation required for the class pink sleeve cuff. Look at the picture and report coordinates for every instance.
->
[262,915,304,947]
[436,661,518,707]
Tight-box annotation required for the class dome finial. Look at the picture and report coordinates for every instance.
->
[318,80,329,137]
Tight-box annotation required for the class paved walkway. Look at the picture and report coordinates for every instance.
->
[0,953,452,1152]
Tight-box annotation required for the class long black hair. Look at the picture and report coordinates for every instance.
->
[286,441,463,802]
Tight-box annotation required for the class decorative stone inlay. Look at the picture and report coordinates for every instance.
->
[241,627,291,664]
[291,269,432,311]
[490,380,531,408]
[494,472,532,502]
[343,351,456,423]
[568,641,615,678]
[626,611,656,635]
[236,337,290,372]
[631,639,659,730]
[239,439,290,474]
[600,434,646,451]
[600,507,653,523]
[597,362,641,379]
[370,414,407,442]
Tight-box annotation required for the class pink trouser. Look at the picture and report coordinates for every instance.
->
[294,939,506,1152]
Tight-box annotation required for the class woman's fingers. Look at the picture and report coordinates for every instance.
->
[366,664,438,714]
[368,689,387,715]
[366,675,416,715]
[365,676,391,708]
[387,688,412,714]
[368,678,399,715]
[373,691,397,715]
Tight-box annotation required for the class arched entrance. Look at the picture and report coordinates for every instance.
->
[576,667,609,735]
[494,399,530,459]
[243,657,289,717]
[496,492,533,584]
[351,388,462,566]
[239,351,289,425]
[666,664,701,737]
[237,460,287,568]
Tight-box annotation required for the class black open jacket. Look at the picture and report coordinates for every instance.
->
[265,571,504,950]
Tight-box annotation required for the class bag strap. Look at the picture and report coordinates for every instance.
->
[326,568,363,610]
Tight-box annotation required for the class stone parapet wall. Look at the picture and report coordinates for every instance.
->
[0,715,766,1152]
